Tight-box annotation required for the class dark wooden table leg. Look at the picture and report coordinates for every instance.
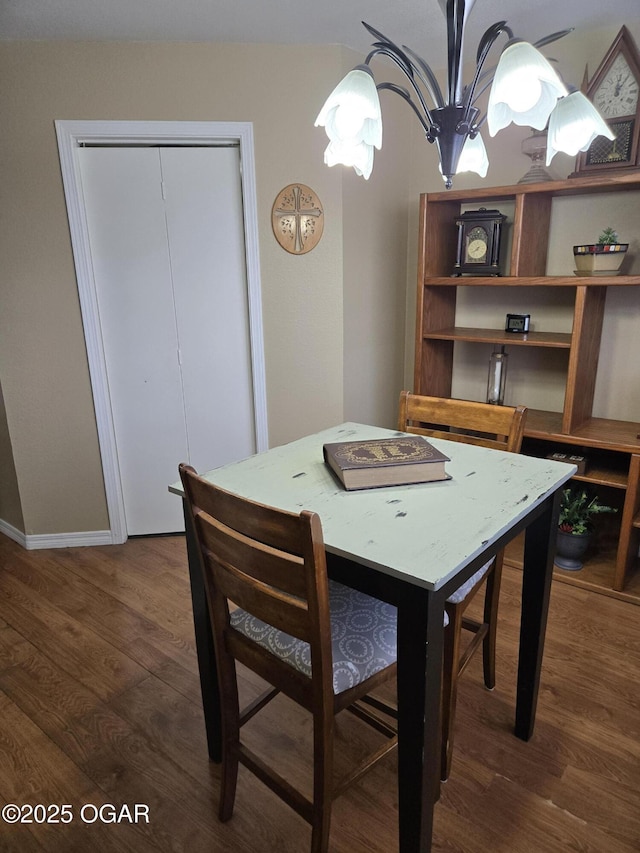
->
[183,499,222,762]
[515,491,560,741]
[396,586,444,853]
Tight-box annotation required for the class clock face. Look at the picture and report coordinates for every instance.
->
[594,53,640,118]
[465,226,488,262]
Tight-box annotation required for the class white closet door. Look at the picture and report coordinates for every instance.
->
[80,147,188,534]
[79,146,256,536]
[160,147,255,473]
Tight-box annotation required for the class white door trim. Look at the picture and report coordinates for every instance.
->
[55,120,268,544]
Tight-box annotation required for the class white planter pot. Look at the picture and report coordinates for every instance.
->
[573,243,628,274]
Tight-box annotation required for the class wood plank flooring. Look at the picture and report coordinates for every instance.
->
[0,532,638,852]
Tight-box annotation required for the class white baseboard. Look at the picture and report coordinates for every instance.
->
[0,520,26,548]
[0,519,113,550]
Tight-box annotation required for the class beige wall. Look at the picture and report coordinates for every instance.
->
[342,55,414,428]
[0,40,412,536]
[1,22,639,539]
[0,383,23,532]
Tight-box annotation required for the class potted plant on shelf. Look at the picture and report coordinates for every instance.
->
[573,227,628,275]
[555,486,617,571]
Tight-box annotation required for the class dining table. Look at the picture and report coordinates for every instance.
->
[170,421,576,852]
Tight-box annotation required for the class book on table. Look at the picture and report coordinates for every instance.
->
[322,435,451,491]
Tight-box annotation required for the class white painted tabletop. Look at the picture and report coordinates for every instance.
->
[170,422,576,591]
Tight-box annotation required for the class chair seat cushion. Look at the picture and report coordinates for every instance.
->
[230,580,397,695]
[446,558,494,604]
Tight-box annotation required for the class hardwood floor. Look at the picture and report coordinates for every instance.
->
[0,532,638,852]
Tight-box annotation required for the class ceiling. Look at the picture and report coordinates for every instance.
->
[2,0,640,61]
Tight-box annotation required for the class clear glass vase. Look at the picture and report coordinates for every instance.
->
[487,346,508,405]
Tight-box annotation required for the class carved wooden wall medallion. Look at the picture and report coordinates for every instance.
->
[271,184,324,254]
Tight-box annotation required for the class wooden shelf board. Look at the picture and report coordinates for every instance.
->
[424,275,640,287]
[423,327,572,348]
[524,410,640,454]
[571,470,629,490]
[634,513,640,529]
[504,534,640,605]
[523,436,632,488]
[425,171,640,203]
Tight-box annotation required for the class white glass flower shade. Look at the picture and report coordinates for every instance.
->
[456,132,489,177]
[438,132,488,182]
[487,42,568,135]
[323,139,375,180]
[315,68,382,179]
[315,67,382,154]
[546,91,615,164]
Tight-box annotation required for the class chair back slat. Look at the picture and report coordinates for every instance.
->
[181,464,309,556]
[195,513,312,642]
[402,425,507,451]
[195,507,308,600]
[398,392,526,454]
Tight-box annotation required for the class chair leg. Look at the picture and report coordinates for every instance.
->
[219,736,239,821]
[441,603,463,782]
[218,668,241,822]
[482,554,504,691]
[310,711,334,853]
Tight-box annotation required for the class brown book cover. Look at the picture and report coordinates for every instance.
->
[323,436,451,491]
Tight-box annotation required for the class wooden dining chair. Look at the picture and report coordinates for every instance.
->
[397,391,527,781]
[179,464,399,853]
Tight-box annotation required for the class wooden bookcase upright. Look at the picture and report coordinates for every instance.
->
[414,173,640,601]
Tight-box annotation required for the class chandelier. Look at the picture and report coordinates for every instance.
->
[315,0,614,188]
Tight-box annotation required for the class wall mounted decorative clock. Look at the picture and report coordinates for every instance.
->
[572,26,640,177]
[271,184,324,254]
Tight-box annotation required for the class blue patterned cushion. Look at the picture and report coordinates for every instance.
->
[446,558,494,605]
[229,580,397,695]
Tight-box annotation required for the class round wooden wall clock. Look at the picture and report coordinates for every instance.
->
[573,26,640,177]
[271,184,324,254]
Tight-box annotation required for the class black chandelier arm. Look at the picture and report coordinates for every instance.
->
[363,21,419,80]
[401,45,445,108]
[365,46,437,127]
[476,21,512,66]
[362,20,444,111]
[532,28,574,50]
[363,20,408,57]
[365,40,443,113]
[461,20,511,111]
[376,83,434,137]
[365,43,416,81]
[472,113,487,131]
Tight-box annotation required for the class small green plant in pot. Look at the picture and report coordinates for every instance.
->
[597,227,620,245]
[573,226,628,274]
[555,486,617,571]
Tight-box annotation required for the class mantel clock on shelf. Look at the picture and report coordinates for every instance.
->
[454,208,506,276]
[571,26,640,178]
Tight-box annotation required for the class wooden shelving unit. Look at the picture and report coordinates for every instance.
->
[414,173,640,602]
